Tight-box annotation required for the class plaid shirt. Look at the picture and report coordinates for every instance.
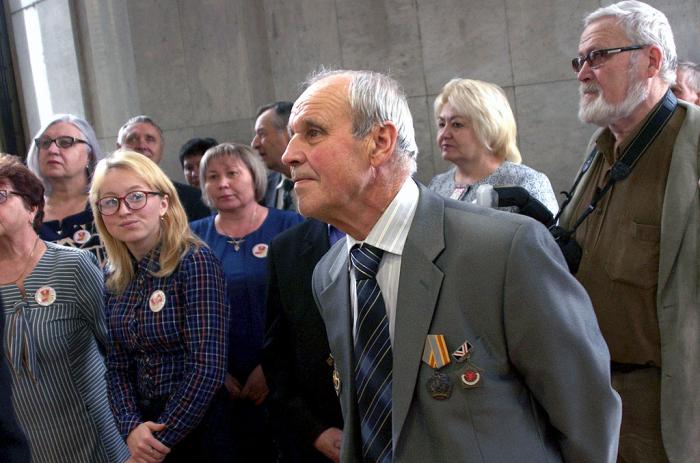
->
[105,245,228,448]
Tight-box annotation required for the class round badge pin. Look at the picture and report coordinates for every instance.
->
[149,290,166,313]
[252,243,268,258]
[73,229,91,244]
[35,286,57,306]
[460,370,481,388]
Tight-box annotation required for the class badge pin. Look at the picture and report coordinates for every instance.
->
[149,290,166,313]
[452,341,473,363]
[427,370,452,400]
[421,335,452,400]
[460,367,482,389]
[72,229,91,244]
[332,367,341,396]
[35,286,56,306]
[326,354,334,367]
[252,243,268,258]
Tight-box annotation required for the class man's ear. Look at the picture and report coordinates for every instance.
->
[368,122,398,168]
[646,45,663,78]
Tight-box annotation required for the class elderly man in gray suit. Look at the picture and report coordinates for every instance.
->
[282,69,621,463]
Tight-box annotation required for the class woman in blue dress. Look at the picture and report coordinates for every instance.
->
[190,143,303,461]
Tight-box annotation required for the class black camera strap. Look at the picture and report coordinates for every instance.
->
[553,90,678,237]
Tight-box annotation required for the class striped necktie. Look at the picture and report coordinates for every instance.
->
[350,244,393,463]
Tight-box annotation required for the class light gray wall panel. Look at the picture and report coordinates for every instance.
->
[507,0,600,86]
[126,0,192,131]
[337,0,426,96]
[263,0,342,100]
[515,80,597,200]
[418,0,513,93]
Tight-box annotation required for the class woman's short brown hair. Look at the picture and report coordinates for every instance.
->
[0,154,45,230]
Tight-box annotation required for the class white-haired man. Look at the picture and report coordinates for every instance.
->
[559,2,700,461]
[672,60,700,105]
[283,69,621,462]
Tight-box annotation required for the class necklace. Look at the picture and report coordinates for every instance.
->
[6,235,40,285]
[225,206,259,252]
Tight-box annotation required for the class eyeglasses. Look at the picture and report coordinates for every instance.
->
[0,190,24,204]
[97,191,162,216]
[35,136,89,150]
[572,45,645,73]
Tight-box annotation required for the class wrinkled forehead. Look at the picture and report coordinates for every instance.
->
[579,17,629,52]
[290,76,352,125]
[124,122,161,139]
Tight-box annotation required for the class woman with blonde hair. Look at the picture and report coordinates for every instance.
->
[429,78,558,214]
[90,150,231,462]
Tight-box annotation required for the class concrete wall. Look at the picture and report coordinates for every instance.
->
[8,0,700,198]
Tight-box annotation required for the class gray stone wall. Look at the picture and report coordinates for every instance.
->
[8,0,700,198]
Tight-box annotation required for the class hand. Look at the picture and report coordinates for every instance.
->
[313,427,342,463]
[126,422,170,463]
[224,372,243,400]
[240,364,269,405]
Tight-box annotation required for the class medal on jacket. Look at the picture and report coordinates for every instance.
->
[332,366,341,396]
[422,334,452,400]
[453,340,483,389]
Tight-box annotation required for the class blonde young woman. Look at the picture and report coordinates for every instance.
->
[429,78,558,215]
[90,151,231,463]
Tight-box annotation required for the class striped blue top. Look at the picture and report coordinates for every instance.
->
[0,242,129,463]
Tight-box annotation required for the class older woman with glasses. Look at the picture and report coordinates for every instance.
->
[26,114,107,265]
[91,150,231,463]
[429,78,558,215]
[0,154,128,463]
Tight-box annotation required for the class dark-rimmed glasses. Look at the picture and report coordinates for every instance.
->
[35,136,89,150]
[0,190,25,204]
[97,191,162,216]
[572,45,645,73]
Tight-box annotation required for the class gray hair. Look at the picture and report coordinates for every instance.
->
[26,114,104,194]
[199,143,268,206]
[677,61,700,92]
[117,115,163,145]
[305,69,418,174]
[584,1,677,85]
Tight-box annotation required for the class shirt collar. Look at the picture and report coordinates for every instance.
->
[346,177,419,257]
[133,246,162,274]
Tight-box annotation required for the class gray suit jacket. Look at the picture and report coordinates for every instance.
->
[313,184,621,463]
[560,100,700,462]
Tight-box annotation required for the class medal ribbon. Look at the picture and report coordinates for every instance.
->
[422,334,451,369]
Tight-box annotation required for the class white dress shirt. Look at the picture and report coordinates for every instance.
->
[346,178,419,343]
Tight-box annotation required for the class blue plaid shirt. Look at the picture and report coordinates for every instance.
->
[105,245,228,448]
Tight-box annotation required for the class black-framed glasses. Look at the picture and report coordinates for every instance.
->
[97,191,162,216]
[572,45,645,73]
[0,189,24,204]
[34,136,89,150]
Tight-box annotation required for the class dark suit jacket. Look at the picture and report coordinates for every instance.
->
[313,184,622,463]
[0,295,31,462]
[263,219,343,462]
[173,181,210,222]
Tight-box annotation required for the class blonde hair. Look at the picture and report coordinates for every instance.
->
[89,150,202,294]
[434,78,521,163]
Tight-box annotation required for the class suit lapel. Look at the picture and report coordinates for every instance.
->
[659,103,700,290]
[315,243,357,444]
[392,185,445,444]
